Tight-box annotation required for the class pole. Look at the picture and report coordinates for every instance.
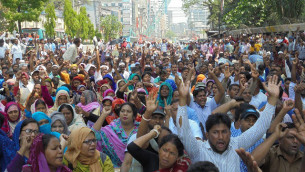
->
[218,6,221,38]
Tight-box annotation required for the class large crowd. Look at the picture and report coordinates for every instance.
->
[0,28,305,172]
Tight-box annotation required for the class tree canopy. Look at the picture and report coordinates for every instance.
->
[44,3,57,38]
[100,15,122,42]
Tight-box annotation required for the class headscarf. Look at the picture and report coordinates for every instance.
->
[128,73,141,90]
[71,75,85,91]
[70,64,78,70]
[26,134,71,172]
[58,104,86,132]
[76,90,100,112]
[50,111,69,135]
[5,102,21,122]
[0,111,10,135]
[32,112,60,139]
[77,85,86,92]
[103,74,116,91]
[112,98,125,116]
[96,79,108,92]
[157,82,173,107]
[165,79,177,91]
[64,127,102,171]
[116,79,128,94]
[103,89,115,98]
[191,74,206,92]
[49,90,71,114]
[55,86,70,96]
[31,99,49,115]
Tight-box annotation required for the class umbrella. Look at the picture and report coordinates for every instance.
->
[110,39,123,45]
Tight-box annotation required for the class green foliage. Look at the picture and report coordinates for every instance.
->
[77,7,90,39]
[100,15,122,42]
[165,30,176,39]
[1,0,48,32]
[63,0,79,37]
[44,3,57,38]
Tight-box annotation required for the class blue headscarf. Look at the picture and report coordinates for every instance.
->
[0,120,24,172]
[165,79,177,91]
[103,74,116,92]
[55,86,70,95]
[32,112,60,139]
[157,82,173,108]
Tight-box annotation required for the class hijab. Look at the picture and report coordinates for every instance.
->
[157,82,173,107]
[64,127,102,171]
[112,98,125,116]
[165,79,177,91]
[26,134,71,172]
[103,74,116,91]
[103,89,115,98]
[32,112,60,139]
[50,111,69,135]
[5,102,22,136]
[0,111,10,136]
[31,99,49,115]
[128,73,141,90]
[49,90,71,114]
[76,90,100,112]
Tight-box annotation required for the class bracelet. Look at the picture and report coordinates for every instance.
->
[142,115,151,122]
[152,129,160,138]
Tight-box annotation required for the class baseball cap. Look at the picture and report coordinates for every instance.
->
[152,106,166,116]
[195,82,206,90]
[240,108,260,120]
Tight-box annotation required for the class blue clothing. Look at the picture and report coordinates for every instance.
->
[103,74,116,92]
[165,79,177,91]
[0,120,24,172]
[249,54,263,63]
[231,122,264,172]
[187,107,200,124]
[32,112,61,139]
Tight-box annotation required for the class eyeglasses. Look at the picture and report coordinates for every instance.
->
[83,139,97,145]
[22,129,39,135]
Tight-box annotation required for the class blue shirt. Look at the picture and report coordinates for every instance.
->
[231,122,264,172]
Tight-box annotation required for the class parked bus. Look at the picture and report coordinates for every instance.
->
[22,28,45,39]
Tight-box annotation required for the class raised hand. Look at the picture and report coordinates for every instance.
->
[224,66,233,79]
[262,75,281,99]
[251,67,260,79]
[236,148,262,172]
[2,82,8,90]
[39,71,46,79]
[177,74,190,98]
[274,123,289,138]
[145,92,159,114]
[164,98,171,114]
[19,135,33,155]
[291,109,305,145]
[282,99,295,112]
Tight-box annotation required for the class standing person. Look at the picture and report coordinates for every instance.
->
[11,38,22,64]
[63,38,80,63]
[175,75,280,172]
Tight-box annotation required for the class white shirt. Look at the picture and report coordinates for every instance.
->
[11,44,22,63]
[63,44,78,63]
[0,46,7,59]
[169,117,202,139]
[176,103,275,172]
[19,80,34,92]
[249,91,267,108]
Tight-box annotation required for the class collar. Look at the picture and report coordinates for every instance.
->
[275,145,303,161]
[194,101,207,109]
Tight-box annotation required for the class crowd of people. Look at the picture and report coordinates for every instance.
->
[0,28,305,172]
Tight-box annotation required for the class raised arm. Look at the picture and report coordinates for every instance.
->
[291,57,298,83]
[212,99,240,115]
[267,100,294,133]
[295,83,305,112]
[92,108,111,131]
[251,123,288,166]
[237,75,280,149]
[208,67,225,104]
[134,125,161,148]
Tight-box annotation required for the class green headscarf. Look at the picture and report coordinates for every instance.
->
[128,73,141,90]
[157,82,173,107]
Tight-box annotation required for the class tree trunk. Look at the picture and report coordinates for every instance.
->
[18,6,21,33]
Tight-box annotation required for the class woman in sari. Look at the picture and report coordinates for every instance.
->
[4,102,22,137]
[22,134,71,172]
[157,82,173,108]
[92,102,140,167]
[63,127,114,171]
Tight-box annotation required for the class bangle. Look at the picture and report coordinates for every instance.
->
[152,129,160,138]
[142,115,151,121]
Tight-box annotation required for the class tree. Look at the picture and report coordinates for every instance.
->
[63,0,79,37]
[77,7,90,39]
[44,3,57,38]
[165,30,176,39]
[1,0,48,33]
[100,15,122,42]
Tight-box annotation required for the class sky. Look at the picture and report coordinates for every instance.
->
[168,0,187,23]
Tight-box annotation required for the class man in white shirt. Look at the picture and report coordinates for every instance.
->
[63,38,80,63]
[0,39,8,60]
[11,39,22,64]
[175,75,280,172]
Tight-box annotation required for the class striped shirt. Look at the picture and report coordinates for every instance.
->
[176,103,275,172]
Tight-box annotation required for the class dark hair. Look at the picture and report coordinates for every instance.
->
[58,104,74,117]
[35,99,46,108]
[284,78,291,82]
[159,134,184,157]
[170,99,179,105]
[160,70,168,76]
[205,113,231,132]
[193,89,206,98]
[142,72,151,79]
[284,122,295,129]
[187,161,219,172]
[235,103,256,122]
[228,84,239,91]
[0,112,4,128]
[161,126,172,134]
[42,134,57,150]
[5,71,14,78]
[118,102,138,118]
[181,67,189,73]
[73,38,80,45]
[20,118,39,132]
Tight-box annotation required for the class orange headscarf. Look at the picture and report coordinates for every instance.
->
[64,127,102,171]
[191,74,206,93]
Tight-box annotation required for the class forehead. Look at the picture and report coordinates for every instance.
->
[209,123,230,131]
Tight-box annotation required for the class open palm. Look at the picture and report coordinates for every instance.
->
[263,75,281,98]
[145,93,158,114]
